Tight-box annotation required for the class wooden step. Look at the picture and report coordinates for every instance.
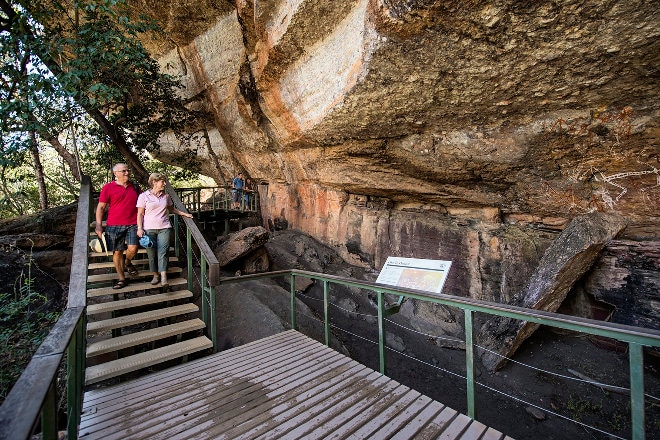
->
[87,278,187,298]
[87,257,178,270]
[87,290,193,315]
[89,248,150,258]
[86,319,206,358]
[86,303,199,333]
[88,258,150,270]
[89,247,176,259]
[87,267,182,283]
[85,336,213,385]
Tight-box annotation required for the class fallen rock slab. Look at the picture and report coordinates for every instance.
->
[478,212,627,371]
[214,226,270,267]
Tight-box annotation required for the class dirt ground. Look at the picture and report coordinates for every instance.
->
[245,230,660,440]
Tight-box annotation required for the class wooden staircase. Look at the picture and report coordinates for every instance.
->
[85,247,213,386]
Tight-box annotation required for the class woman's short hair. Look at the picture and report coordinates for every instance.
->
[148,172,167,187]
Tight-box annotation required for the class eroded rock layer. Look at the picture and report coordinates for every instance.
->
[133,1,658,342]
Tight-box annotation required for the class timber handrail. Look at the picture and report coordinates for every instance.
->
[167,183,220,349]
[0,175,91,440]
[218,268,660,440]
[0,177,223,440]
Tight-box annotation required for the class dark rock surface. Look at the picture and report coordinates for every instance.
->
[478,212,629,370]
[0,203,77,284]
[213,226,270,267]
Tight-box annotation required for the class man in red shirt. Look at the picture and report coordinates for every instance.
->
[95,163,140,289]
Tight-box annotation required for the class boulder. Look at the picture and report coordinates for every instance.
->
[478,212,628,371]
[214,226,270,267]
[241,247,270,274]
[0,233,70,251]
[0,203,77,237]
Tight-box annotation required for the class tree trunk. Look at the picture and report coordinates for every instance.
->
[28,113,82,182]
[1,1,150,185]
[29,131,49,210]
[43,133,81,181]
[86,109,149,185]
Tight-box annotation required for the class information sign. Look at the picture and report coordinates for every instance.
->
[376,257,452,295]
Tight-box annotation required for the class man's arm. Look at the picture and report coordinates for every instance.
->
[95,202,107,238]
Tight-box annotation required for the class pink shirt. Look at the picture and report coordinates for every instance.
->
[98,181,139,226]
[136,191,173,230]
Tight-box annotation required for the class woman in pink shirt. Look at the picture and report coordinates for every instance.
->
[136,173,193,288]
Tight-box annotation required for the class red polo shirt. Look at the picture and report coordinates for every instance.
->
[99,181,139,226]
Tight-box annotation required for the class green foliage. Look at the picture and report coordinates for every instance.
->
[144,158,207,188]
[565,394,602,421]
[0,0,207,218]
[0,255,61,401]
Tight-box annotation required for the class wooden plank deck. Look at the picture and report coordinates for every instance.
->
[79,330,513,440]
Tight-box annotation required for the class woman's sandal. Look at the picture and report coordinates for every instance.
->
[113,280,128,289]
[126,263,139,276]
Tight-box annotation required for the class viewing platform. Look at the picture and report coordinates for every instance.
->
[79,330,511,439]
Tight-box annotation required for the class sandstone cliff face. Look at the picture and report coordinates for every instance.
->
[134,1,658,332]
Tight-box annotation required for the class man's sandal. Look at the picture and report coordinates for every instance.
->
[126,263,139,276]
[113,280,128,289]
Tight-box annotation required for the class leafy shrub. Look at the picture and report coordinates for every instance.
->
[0,269,61,402]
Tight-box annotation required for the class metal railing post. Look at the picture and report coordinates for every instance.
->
[66,317,84,440]
[323,280,330,346]
[66,327,77,440]
[173,215,180,259]
[41,381,57,440]
[186,228,193,292]
[377,290,386,375]
[201,255,209,327]
[629,342,645,440]
[290,273,297,330]
[209,285,217,352]
[464,309,476,419]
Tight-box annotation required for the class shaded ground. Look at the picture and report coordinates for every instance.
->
[0,247,65,402]
[220,230,660,440]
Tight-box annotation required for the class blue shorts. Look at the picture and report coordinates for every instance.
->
[105,225,138,252]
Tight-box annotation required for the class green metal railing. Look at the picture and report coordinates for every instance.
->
[167,185,221,351]
[2,177,657,440]
[175,186,259,214]
[217,269,660,440]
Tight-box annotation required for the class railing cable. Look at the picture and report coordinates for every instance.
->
[294,287,660,432]
[298,290,658,400]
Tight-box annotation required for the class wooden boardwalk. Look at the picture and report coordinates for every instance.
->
[79,330,512,439]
